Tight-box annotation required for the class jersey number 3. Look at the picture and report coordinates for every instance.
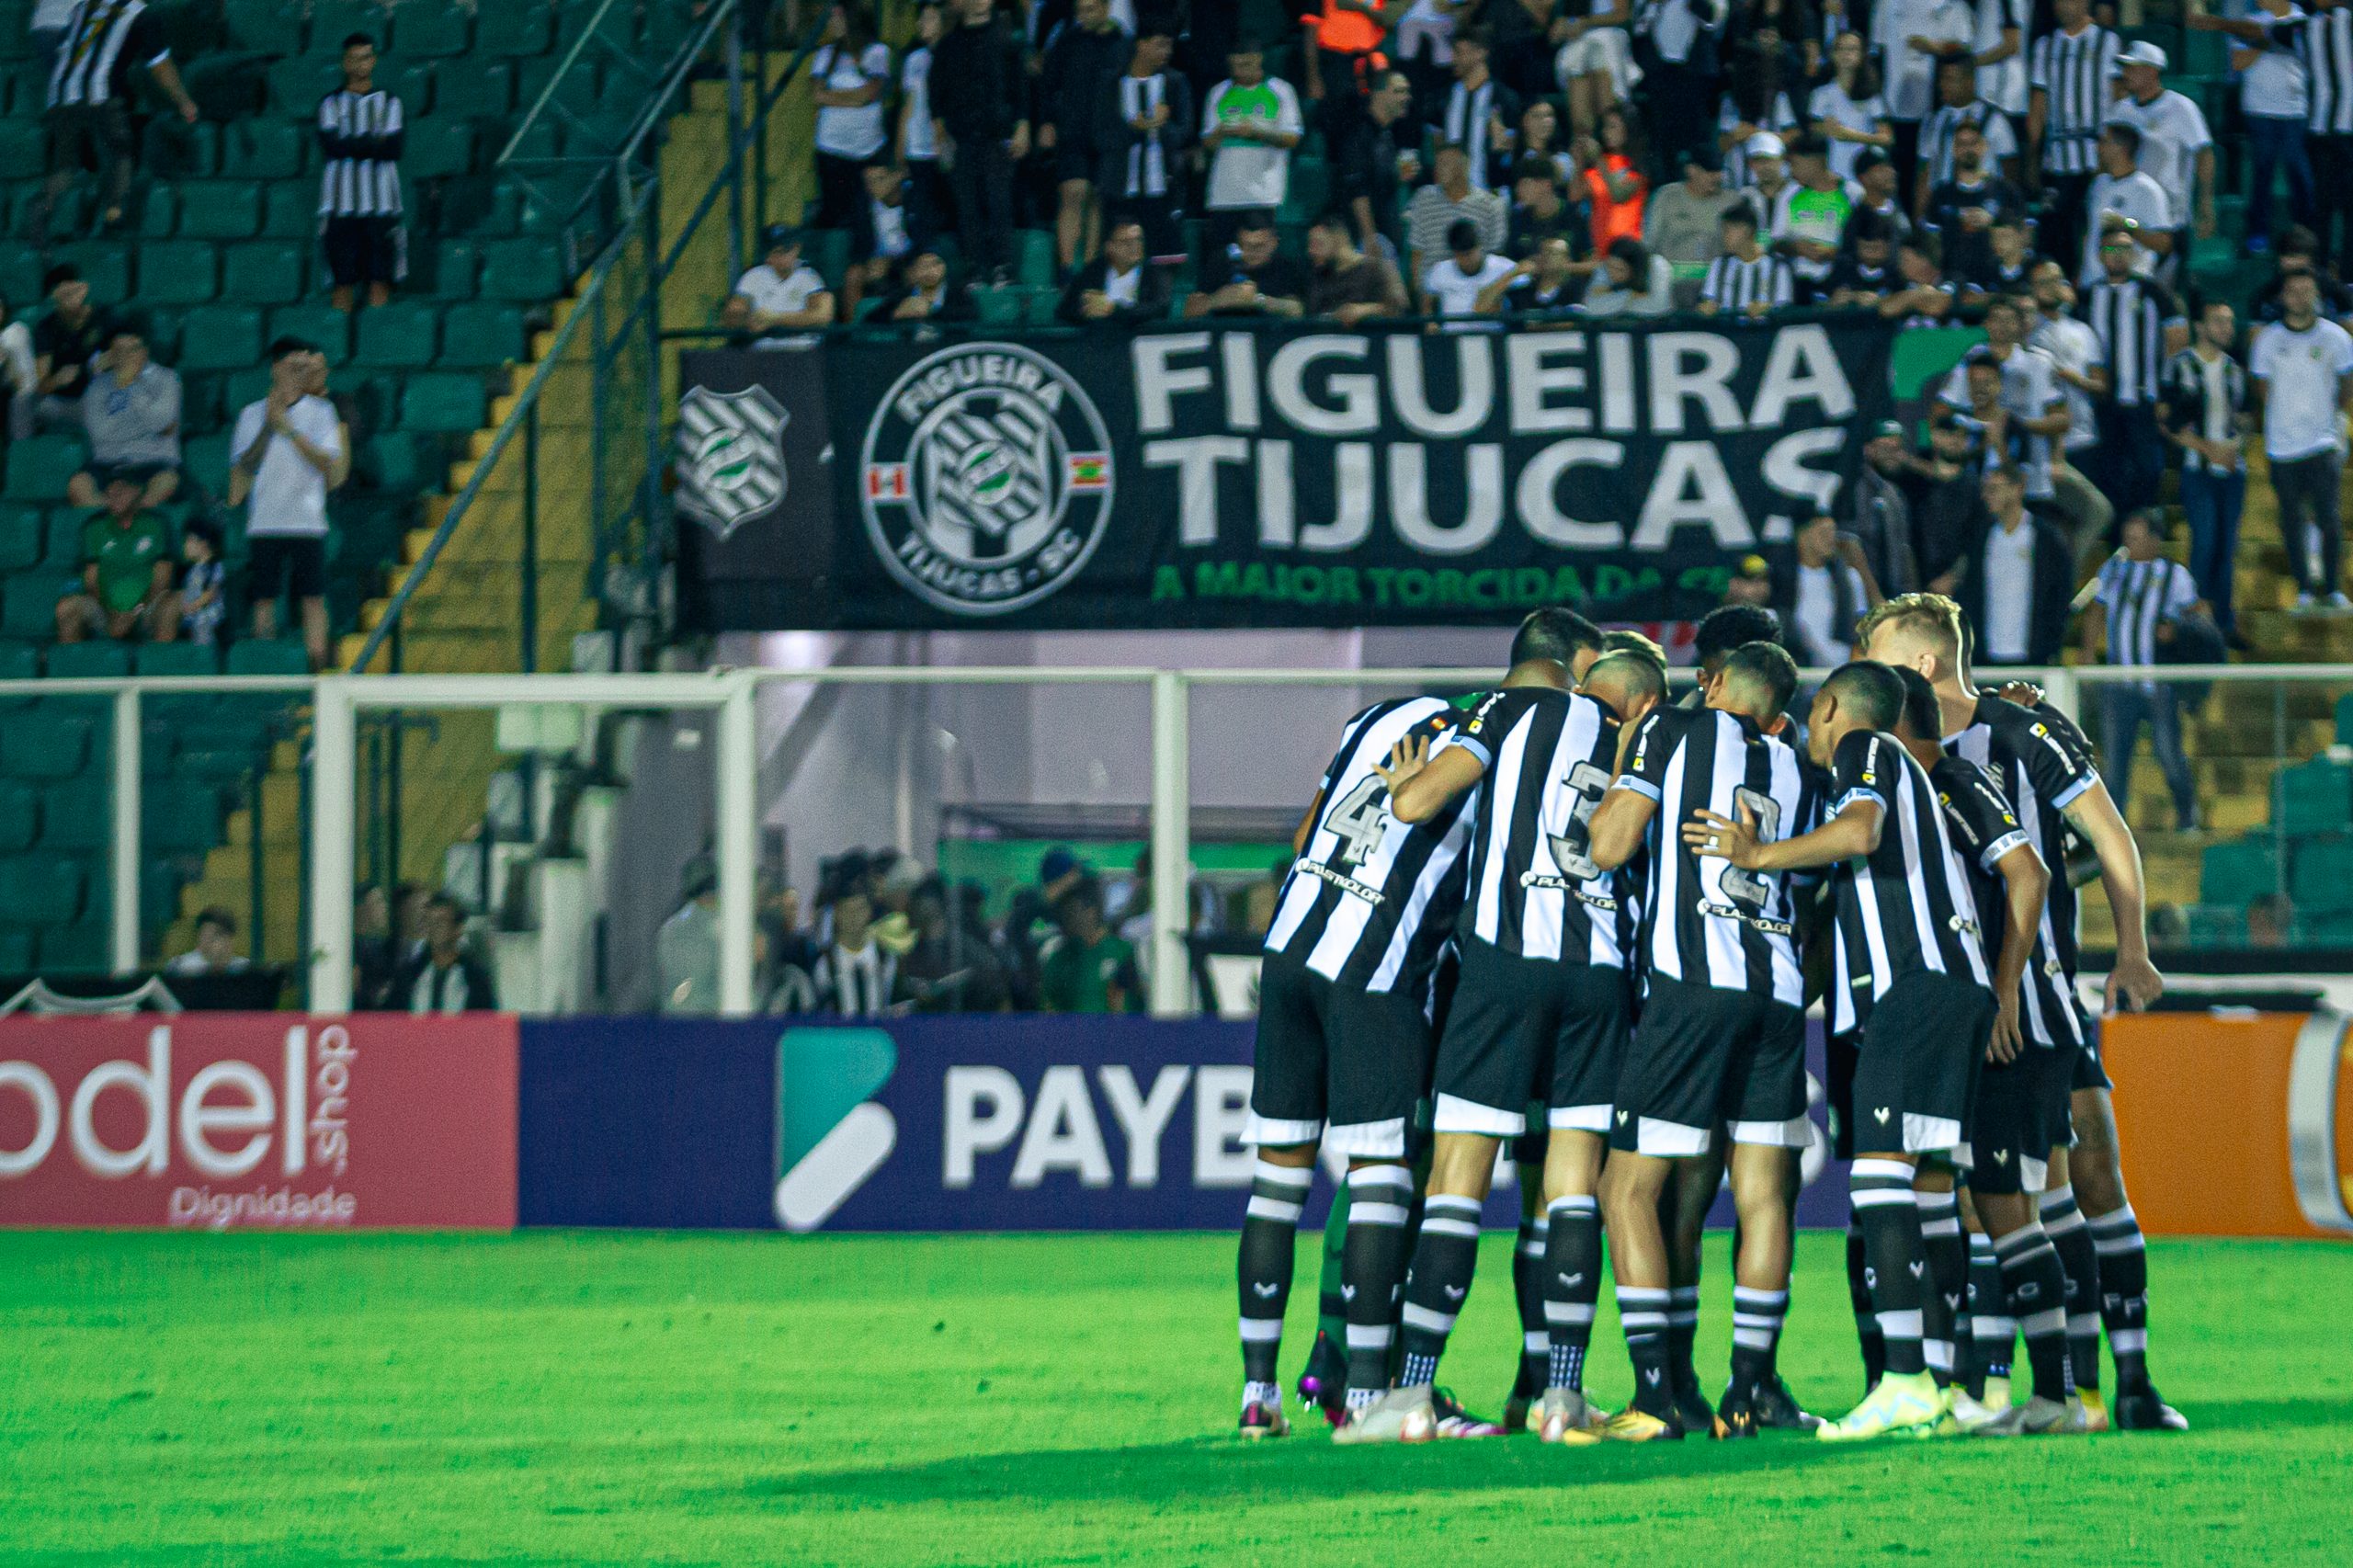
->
[1545,762,1613,881]
[1719,787,1784,912]
[1325,776,1391,868]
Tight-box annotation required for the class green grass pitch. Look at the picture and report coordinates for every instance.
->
[2,1231,2348,1565]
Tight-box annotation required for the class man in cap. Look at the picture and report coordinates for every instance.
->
[2103,42,2214,280]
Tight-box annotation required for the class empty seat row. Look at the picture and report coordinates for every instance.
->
[1,233,563,309]
[0,777,223,855]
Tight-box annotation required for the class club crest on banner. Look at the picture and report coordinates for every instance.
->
[676,384,790,540]
[859,341,1115,615]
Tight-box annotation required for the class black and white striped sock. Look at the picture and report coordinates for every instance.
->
[2087,1202,2152,1390]
[1512,1210,1551,1397]
[2040,1184,2103,1395]
[1398,1193,1483,1387]
[1542,1194,1601,1393]
[1917,1190,1965,1387]
[1851,1159,1927,1377]
[1342,1163,1415,1406]
[1618,1284,1674,1415]
[1731,1285,1789,1389]
[1666,1284,1701,1398]
[1968,1229,2013,1393]
[1995,1221,2072,1403]
[1237,1157,1313,1386]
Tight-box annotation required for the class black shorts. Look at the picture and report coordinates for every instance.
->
[246,535,326,602]
[1826,1027,1860,1162]
[1246,953,1436,1159]
[1966,1046,2058,1195]
[1052,131,1098,186]
[1609,977,1807,1157]
[1429,937,1629,1140]
[323,214,408,289]
[48,99,131,174]
[2070,1014,2112,1092]
[1848,971,1995,1159]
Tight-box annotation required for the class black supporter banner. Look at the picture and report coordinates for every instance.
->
[674,314,1899,631]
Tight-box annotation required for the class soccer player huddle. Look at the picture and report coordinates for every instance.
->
[1233,594,2188,1446]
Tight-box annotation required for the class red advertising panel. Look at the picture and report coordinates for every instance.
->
[0,1014,517,1230]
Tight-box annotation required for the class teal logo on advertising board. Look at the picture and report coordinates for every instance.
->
[773,1029,898,1232]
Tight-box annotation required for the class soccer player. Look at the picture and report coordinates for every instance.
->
[1858,594,2187,1431]
[1580,641,1823,1441]
[1889,666,2090,1435]
[1333,650,1666,1444]
[1233,683,1477,1438]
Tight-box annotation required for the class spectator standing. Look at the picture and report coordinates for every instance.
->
[1771,133,1851,299]
[1422,215,1518,319]
[354,884,399,1008]
[54,474,179,644]
[176,516,224,647]
[1721,61,1799,191]
[1186,210,1307,318]
[2086,511,2204,830]
[2080,224,2188,517]
[811,884,898,1015]
[1849,419,1920,595]
[1902,411,1995,590]
[1057,217,1171,322]
[654,858,722,1015]
[1405,142,1508,284]
[1040,881,1142,1013]
[1644,143,1739,287]
[1199,41,1304,255]
[1738,131,1793,223]
[725,225,835,341]
[68,321,179,511]
[2248,226,2353,325]
[1870,0,1972,206]
[1518,95,1576,187]
[1576,109,1649,252]
[1811,29,1893,182]
[33,0,199,241]
[1915,55,2017,208]
[2301,0,2353,278]
[2026,258,2115,562]
[2077,125,2174,285]
[1432,27,1518,190]
[2251,272,2353,608]
[1699,204,1792,314]
[1775,511,1882,665]
[397,894,498,1013]
[2025,0,2120,276]
[1576,234,1676,313]
[1390,0,1463,130]
[30,264,106,422]
[808,3,893,231]
[2159,299,2252,644]
[1961,463,2075,665]
[1638,0,1729,175]
[1560,0,1638,136]
[1849,145,1914,247]
[317,33,406,312]
[2105,43,2215,276]
[1099,26,1192,267]
[1934,298,2065,510]
[1305,210,1408,323]
[1040,0,1128,273]
[2195,0,2313,254]
[932,0,1030,287]
[895,2,949,236]
[1302,0,1396,135]
[165,908,246,976]
[230,340,347,670]
[1333,67,1415,264]
[1967,0,2026,122]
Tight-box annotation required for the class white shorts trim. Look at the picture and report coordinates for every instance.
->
[1548,1103,1611,1133]
[1728,1114,1811,1148]
[1433,1092,1527,1138]
[2019,1154,2049,1193]
[1903,1111,1964,1154]
[1244,1113,1323,1148]
[1636,1116,1714,1158]
[1324,1117,1407,1159]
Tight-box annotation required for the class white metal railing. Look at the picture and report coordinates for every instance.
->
[6,662,2348,1015]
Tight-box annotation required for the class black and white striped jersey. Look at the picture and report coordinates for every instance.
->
[1266,698,1475,994]
[1701,250,1794,313]
[2028,22,2120,175]
[1439,687,1629,966]
[47,0,168,108]
[2304,6,2353,136]
[317,88,405,218]
[1945,694,2098,1044]
[1926,752,2079,1049]
[1827,731,1991,1032]
[1614,706,1822,1007]
[2080,276,2183,407]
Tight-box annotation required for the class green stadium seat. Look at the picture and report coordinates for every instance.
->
[221,119,307,181]
[182,433,234,498]
[404,117,474,181]
[223,240,309,303]
[0,119,42,180]
[392,2,472,59]
[436,301,525,368]
[558,1,639,50]
[2200,836,2280,907]
[2273,757,2353,835]
[435,60,514,119]
[0,240,42,305]
[3,436,85,503]
[39,780,108,849]
[974,288,1026,325]
[223,0,305,51]
[47,642,131,679]
[0,713,91,779]
[142,308,186,363]
[1016,230,1055,289]
[0,782,33,851]
[136,241,221,307]
[177,303,265,371]
[262,182,317,240]
[372,56,434,117]
[0,929,29,972]
[503,119,560,165]
[177,181,265,240]
[225,639,310,676]
[478,238,563,301]
[0,855,85,926]
[138,183,181,239]
[136,642,219,679]
[0,576,63,642]
[801,230,850,290]
[0,643,31,710]
[141,118,217,179]
[145,785,222,854]
[40,922,108,972]
[478,3,554,58]
[361,431,426,493]
[313,0,386,50]
[0,505,41,571]
[427,237,479,299]
[40,509,84,567]
[354,300,440,368]
[397,371,486,433]
[268,55,337,113]
[51,240,131,305]
[453,179,523,237]
[270,302,352,365]
[222,366,275,415]
[517,57,600,119]
[2290,834,2353,913]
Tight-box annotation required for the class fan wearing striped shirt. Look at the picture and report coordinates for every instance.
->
[1689,660,1994,1441]
[1699,205,1793,316]
[34,0,199,242]
[317,34,406,312]
[1335,650,1665,1446]
[2084,510,2203,832]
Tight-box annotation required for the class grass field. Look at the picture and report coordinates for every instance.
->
[1,1231,2348,1565]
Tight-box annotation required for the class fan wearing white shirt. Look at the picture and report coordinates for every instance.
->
[1810,30,1894,182]
[1199,44,1303,251]
[2250,271,2353,607]
[2077,123,2174,285]
[229,339,347,671]
[1422,215,1517,321]
[1871,0,1974,201]
[724,225,836,344]
[809,10,894,230]
[2104,42,2214,274]
[1781,512,1883,665]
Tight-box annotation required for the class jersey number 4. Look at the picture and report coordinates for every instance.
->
[1719,787,1784,913]
[1545,762,1613,881]
[1324,776,1392,868]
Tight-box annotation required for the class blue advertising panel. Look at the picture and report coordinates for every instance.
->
[520,1017,1856,1233]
